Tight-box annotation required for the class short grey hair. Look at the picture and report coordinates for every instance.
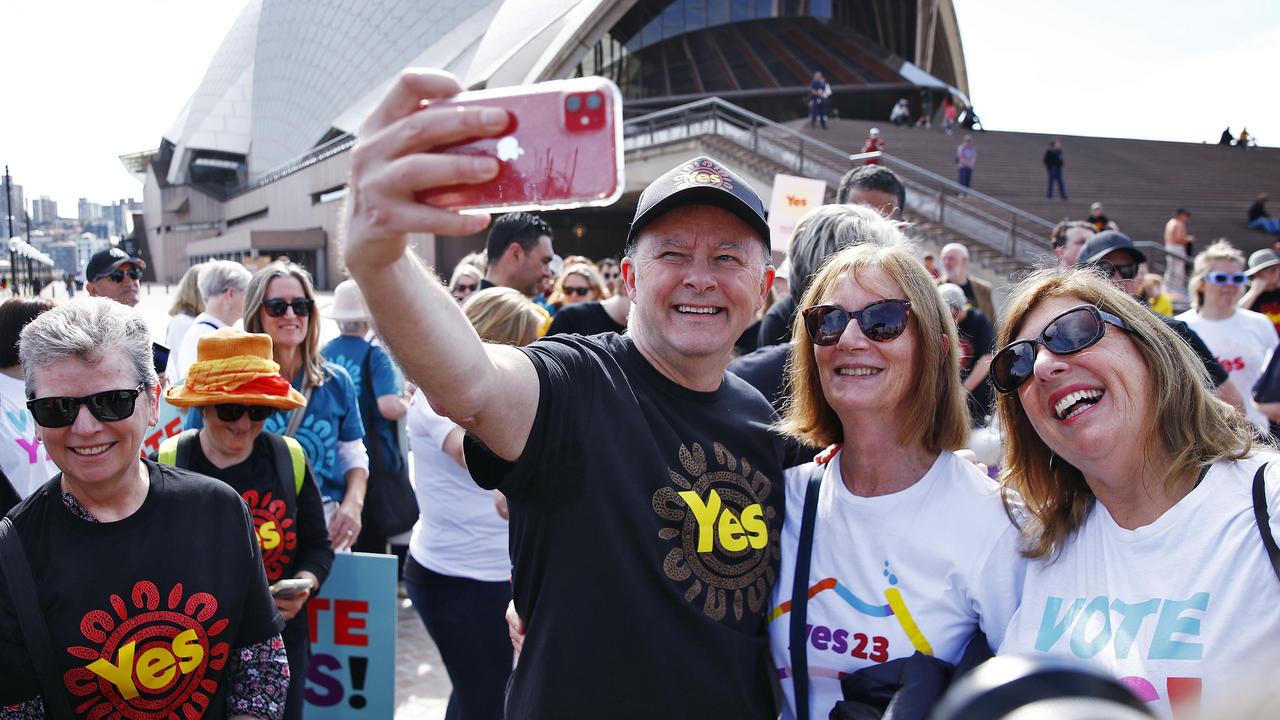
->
[788,203,911,303]
[19,297,158,397]
[938,283,967,311]
[337,320,367,335]
[940,242,969,260]
[197,260,253,302]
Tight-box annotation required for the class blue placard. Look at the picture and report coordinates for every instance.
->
[141,396,187,456]
[304,552,398,717]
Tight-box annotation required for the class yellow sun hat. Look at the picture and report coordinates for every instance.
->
[165,327,308,410]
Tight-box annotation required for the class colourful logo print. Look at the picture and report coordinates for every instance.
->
[64,581,230,719]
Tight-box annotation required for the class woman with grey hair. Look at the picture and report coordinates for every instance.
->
[0,298,287,718]
[173,259,254,383]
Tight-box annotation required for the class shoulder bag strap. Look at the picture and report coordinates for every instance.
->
[1251,463,1280,583]
[0,517,76,718]
[359,344,388,457]
[284,383,315,439]
[790,462,826,720]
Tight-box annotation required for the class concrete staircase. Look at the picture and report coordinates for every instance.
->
[792,118,1280,256]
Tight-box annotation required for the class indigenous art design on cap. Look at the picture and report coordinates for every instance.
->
[673,157,735,192]
[651,441,778,622]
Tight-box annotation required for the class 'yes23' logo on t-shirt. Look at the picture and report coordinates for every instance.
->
[243,488,297,582]
[62,580,231,718]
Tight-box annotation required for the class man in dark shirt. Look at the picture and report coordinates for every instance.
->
[939,283,995,426]
[1248,193,1280,234]
[344,69,785,719]
[479,212,556,296]
[1043,139,1066,200]
[1076,231,1242,410]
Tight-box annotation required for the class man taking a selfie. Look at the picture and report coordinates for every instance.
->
[344,69,784,719]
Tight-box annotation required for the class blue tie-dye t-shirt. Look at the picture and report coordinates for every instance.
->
[321,336,405,476]
[187,362,365,500]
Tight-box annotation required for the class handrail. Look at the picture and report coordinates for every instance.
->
[626,96,1054,232]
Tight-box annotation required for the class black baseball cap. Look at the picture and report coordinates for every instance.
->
[86,247,145,281]
[627,156,770,247]
[1077,230,1146,266]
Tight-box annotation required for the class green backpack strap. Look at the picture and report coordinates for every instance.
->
[282,435,305,496]
[157,429,200,468]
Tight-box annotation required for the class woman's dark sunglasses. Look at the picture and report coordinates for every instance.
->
[563,286,592,297]
[262,298,315,317]
[991,305,1132,394]
[802,299,912,346]
[100,268,143,283]
[214,404,274,422]
[1094,260,1140,280]
[27,385,145,428]
[453,283,477,293]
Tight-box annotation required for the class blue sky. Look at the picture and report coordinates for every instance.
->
[3,0,1275,216]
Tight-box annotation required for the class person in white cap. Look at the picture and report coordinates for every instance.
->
[1239,248,1280,335]
[862,126,885,164]
[320,279,410,553]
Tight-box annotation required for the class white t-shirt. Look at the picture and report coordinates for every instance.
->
[1176,308,1278,433]
[173,312,226,384]
[406,390,509,581]
[0,373,59,499]
[770,450,1026,719]
[163,312,194,380]
[998,452,1280,719]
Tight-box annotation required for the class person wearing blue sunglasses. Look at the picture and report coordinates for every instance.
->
[1177,239,1280,435]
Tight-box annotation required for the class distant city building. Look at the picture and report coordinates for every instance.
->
[77,198,103,225]
[46,240,78,278]
[31,196,58,227]
[2,181,25,234]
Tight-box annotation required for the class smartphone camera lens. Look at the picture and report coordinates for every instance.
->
[586,92,602,110]
[566,95,582,113]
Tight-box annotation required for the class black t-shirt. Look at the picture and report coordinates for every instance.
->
[464,333,785,719]
[1249,201,1269,223]
[0,461,283,715]
[956,307,995,418]
[728,342,791,413]
[187,433,333,589]
[1087,214,1110,233]
[1250,289,1280,336]
[545,301,625,336]
[1162,315,1230,387]
[757,294,798,349]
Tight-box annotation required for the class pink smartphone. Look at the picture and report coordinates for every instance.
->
[415,77,624,214]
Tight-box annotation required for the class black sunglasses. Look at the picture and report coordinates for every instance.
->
[991,305,1132,394]
[99,267,143,283]
[1093,260,1140,280]
[802,299,912,346]
[262,298,315,317]
[27,385,145,428]
[453,283,477,293]
[563,286,592,297]
[214,404,274,422]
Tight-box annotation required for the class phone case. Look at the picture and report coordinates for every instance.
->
[415,77,624,214]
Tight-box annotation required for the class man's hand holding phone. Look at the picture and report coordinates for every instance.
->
[346,70,507,273]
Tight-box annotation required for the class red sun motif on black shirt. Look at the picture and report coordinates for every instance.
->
[63,580,231,719]
[242,488,296,582]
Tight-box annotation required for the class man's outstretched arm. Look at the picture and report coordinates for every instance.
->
[344,69,538,461]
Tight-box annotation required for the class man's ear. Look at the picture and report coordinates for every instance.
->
[620,257,638,301]
[759,264,776,311]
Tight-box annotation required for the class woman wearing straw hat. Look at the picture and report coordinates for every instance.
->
[164,327,334,720]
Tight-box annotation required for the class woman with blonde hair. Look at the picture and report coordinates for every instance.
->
[404,287,544,720]
[991,268,1280,718]
[1177,239,1279,434]
[164,262,204,371]
[449,263,483,303]
[771,241,1025,719]
[548,262,609,310]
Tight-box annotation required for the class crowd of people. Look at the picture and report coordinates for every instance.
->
[0,64,1275,720]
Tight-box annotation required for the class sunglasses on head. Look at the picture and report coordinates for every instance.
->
[27,385,145,428]
[99,267,143,283]
[214,404,274,422]
[1205,272,1247,286]
[1094,260,1140,280]
[803,299,912,346]
[262,298,315,317]
[563,286,592,297]
[991,305,1131,394]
